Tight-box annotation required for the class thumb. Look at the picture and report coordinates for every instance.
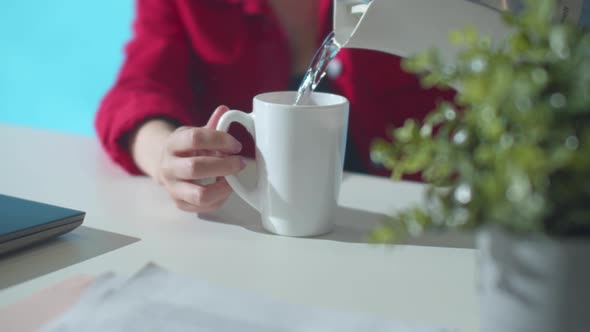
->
[205,105,230,129]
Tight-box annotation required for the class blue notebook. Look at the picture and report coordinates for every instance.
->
[0,194,84,255]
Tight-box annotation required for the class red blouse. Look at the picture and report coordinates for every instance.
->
[95,0,452,176]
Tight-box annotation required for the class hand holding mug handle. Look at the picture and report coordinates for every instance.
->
[216,111,260,211]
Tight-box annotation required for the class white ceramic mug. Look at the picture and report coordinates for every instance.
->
[216,91,349,237]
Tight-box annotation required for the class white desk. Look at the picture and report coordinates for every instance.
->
[0,124,478,331]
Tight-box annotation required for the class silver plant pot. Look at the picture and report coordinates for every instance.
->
[477,227,590,332]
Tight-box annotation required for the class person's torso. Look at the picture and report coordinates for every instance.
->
[172,0,450,175]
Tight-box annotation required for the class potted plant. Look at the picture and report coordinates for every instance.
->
[370,0,590,331]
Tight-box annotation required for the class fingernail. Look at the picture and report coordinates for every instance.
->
[233,140,243,153]
[240,157,247,169]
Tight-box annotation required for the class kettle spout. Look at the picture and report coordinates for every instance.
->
[333,0,372,48]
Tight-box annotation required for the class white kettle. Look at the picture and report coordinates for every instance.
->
[334,0,590,61]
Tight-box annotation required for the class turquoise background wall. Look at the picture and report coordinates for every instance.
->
[0,1,133,136]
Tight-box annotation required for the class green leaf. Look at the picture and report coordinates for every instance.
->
[371,0,590,240]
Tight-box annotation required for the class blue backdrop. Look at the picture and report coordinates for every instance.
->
[0,1,133,136]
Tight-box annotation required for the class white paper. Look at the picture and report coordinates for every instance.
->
[40,264,454,332]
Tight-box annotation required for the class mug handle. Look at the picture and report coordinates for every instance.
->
[216,110,260,211]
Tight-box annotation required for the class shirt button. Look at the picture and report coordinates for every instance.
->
[327,58,343,79]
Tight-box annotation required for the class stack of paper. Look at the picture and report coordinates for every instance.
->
[40,264,453,332]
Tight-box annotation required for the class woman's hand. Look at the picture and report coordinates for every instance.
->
[131,106,245,212]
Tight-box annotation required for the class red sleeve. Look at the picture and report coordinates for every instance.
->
[95,0,195,175]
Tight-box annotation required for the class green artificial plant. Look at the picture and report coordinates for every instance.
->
[371,0,590,243]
